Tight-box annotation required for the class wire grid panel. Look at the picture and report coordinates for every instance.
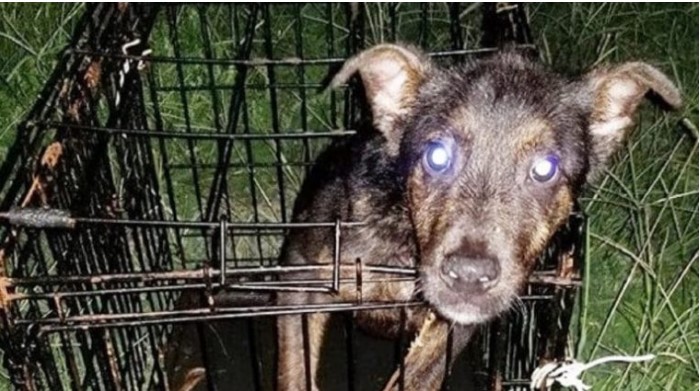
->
[0,3,581,391]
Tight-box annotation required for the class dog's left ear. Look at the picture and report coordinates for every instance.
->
[584,62,681,180]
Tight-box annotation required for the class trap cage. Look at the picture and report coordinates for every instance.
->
[0,3,585,391]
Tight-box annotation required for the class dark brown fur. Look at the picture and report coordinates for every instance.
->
[276,44,681,391]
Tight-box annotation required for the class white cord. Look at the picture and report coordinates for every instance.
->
[530,354,655,391]
[121,38,141,54]
[115,39,151,106]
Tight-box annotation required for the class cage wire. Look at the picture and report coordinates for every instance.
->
[0,3,584,391]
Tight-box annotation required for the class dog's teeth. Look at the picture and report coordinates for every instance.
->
[478,276,490,283]
[448,271,458,279]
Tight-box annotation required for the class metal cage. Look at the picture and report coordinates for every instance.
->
[0,3,583,390]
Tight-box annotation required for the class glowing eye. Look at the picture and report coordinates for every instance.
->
[530,155,560,183]
[424,141,452,173]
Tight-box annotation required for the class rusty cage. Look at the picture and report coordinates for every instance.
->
[0,3,584,390]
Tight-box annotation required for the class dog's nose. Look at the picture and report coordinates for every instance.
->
[440,255,500,293]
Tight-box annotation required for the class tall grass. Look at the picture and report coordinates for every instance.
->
[531,3,698,390]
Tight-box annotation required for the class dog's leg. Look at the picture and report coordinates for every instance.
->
[277,298,330,391]
[382,312,475,391]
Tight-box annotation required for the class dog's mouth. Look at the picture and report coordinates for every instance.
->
[418,261,522,325]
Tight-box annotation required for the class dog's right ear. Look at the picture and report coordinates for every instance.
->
[582,62,682,181]
[331,44,430,152]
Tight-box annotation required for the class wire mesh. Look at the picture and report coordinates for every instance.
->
[0,3,582,390]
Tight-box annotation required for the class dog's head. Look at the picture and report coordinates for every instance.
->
[332,44,681,324]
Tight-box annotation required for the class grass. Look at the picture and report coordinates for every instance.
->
[0,3,83,157]
[0,3,697,390]
[530,4,698,390]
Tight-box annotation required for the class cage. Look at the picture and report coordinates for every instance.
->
[0,3,584,390]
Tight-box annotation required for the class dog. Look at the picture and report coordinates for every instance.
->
[275,44,681,391]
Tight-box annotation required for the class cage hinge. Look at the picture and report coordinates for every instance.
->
[0,208,76,229]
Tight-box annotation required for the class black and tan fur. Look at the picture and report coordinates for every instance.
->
[275,44,681,391]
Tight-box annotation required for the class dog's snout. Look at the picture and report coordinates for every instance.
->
[440,254,500,293]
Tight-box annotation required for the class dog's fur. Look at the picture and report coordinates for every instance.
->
[275,44,681,391]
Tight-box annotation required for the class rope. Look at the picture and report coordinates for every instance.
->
[530,354,655,390]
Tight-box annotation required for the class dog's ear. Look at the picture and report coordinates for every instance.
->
[584,62,681,180]
[331,44,430,152]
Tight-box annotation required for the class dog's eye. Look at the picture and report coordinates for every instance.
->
[424,141,452,174]
[530,155,559,183]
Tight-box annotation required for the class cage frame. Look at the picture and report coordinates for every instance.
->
[0,3,584,390]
